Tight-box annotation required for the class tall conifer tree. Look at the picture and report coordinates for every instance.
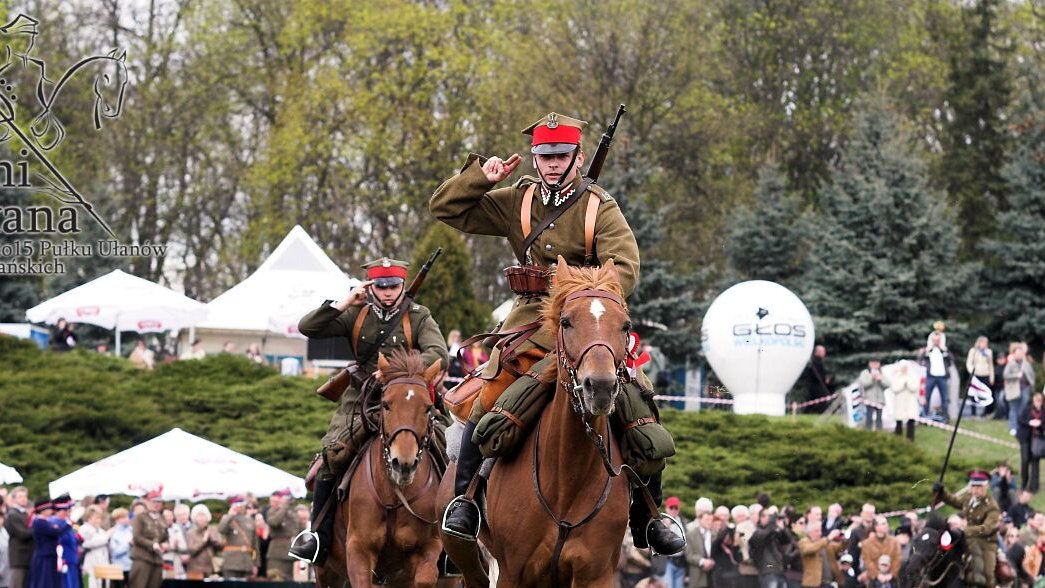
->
[804,97,967,371]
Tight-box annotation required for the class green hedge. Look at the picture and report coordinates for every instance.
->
[660,410,970,517]
[1,335,969,516]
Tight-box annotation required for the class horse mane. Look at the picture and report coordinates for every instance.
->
[382,348,426,381]
[541,262,626,337]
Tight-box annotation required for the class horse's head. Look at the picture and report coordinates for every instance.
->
[92,49,127,128]
[545,255,630,417]
[899,514,965,588]
[376,349,442,487]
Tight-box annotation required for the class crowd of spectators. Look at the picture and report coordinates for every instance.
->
[615,475,1045,588]
[46,318,276,373]
[0,485,312,588]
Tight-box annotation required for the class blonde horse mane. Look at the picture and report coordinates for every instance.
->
[541,259,626,338]
[382,347,427,381]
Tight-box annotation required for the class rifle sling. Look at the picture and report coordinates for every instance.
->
[517,178,594,265]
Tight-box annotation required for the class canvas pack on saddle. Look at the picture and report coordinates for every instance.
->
[472,354,675,475]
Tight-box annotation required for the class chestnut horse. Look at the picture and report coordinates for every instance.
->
[439,257,633,587]
[317,349,447,588]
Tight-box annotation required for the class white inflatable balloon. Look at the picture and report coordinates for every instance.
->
[701,281,815,416]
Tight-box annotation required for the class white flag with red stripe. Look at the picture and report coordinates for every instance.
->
[968,376,993,407]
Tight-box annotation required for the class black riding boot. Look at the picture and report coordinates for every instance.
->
[289,476,335,565]
[629,471,686,555]
[442,420,484,540]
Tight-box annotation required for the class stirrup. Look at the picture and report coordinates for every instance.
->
[438,551,462,578]
[288,530,320,564]
[647,513,687,556]
[441,495,481,541]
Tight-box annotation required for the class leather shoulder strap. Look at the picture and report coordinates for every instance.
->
[351,306,370,357]
[583,191,600,265]
[519,178,593,265]
[520,183,537,239]
[402,311,413,349]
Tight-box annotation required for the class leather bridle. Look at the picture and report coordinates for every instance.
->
[378,376,435,483]
[555,289,631,416]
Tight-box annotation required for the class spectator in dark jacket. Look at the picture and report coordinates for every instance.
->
[750,510,788,588]
[992,462,1020,513]
[50,318,76,352]
[1017,392,1045,493]
[711,525,741,587]
[1008,490,1034,529]
[3,487,33,588]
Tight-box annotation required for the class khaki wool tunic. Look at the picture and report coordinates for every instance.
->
[298,301,448,446]
[429,153,640,356]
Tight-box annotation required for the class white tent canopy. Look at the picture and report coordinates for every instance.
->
[49,428,306,501]
[26,269,207,334]
[198,225,358,338]
[0,462,23,484]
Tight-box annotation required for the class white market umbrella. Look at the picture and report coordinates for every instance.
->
[25,269,207,352]
[49,428,306,501]
[0,462,23,484]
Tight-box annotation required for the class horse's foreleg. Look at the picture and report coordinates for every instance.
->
[345,538,376,588]
[410,540,443,588]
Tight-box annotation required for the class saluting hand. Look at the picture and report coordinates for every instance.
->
[337,281,374,310]
[482,154,522,183]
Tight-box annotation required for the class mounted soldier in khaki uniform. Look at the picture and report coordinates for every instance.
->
[430,111,684,555]
[288,257,449,565]
[934,469,1001,588]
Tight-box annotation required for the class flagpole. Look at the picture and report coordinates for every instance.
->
[933,382,972,509]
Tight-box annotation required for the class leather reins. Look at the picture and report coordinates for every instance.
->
[366,375,441,553]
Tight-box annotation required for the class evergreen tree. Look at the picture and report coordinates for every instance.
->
[0,186,39,321]
[409,222,492,338]
[726,163,810,291]
[608,149,705,364]
[803,97,968,373]
[939,0,1013,257]
[981,85,1045,351]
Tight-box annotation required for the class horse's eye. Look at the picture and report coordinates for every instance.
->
[622,321,633,333]
[381,401,391,411]
[560,316,572,328]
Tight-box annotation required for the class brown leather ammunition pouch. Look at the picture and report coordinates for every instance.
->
[503,264,550,297]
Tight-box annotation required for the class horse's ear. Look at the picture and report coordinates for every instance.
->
[424,359,443,384]
[378,352,390,373]
[601,258,620,281]
[555,255,571,281]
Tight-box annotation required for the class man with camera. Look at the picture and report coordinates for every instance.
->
[289,258,449,565]
[858,359,891,431]
[749,509,788,588]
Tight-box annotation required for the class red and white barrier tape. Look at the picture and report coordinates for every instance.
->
[652,395,735,405]
[651,393,839,408]
[863,400,1019,449]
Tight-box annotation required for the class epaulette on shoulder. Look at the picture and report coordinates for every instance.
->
[513,175,540,190]
[587,183,613,203]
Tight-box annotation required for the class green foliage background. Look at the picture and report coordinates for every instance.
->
[1,335,989,515]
